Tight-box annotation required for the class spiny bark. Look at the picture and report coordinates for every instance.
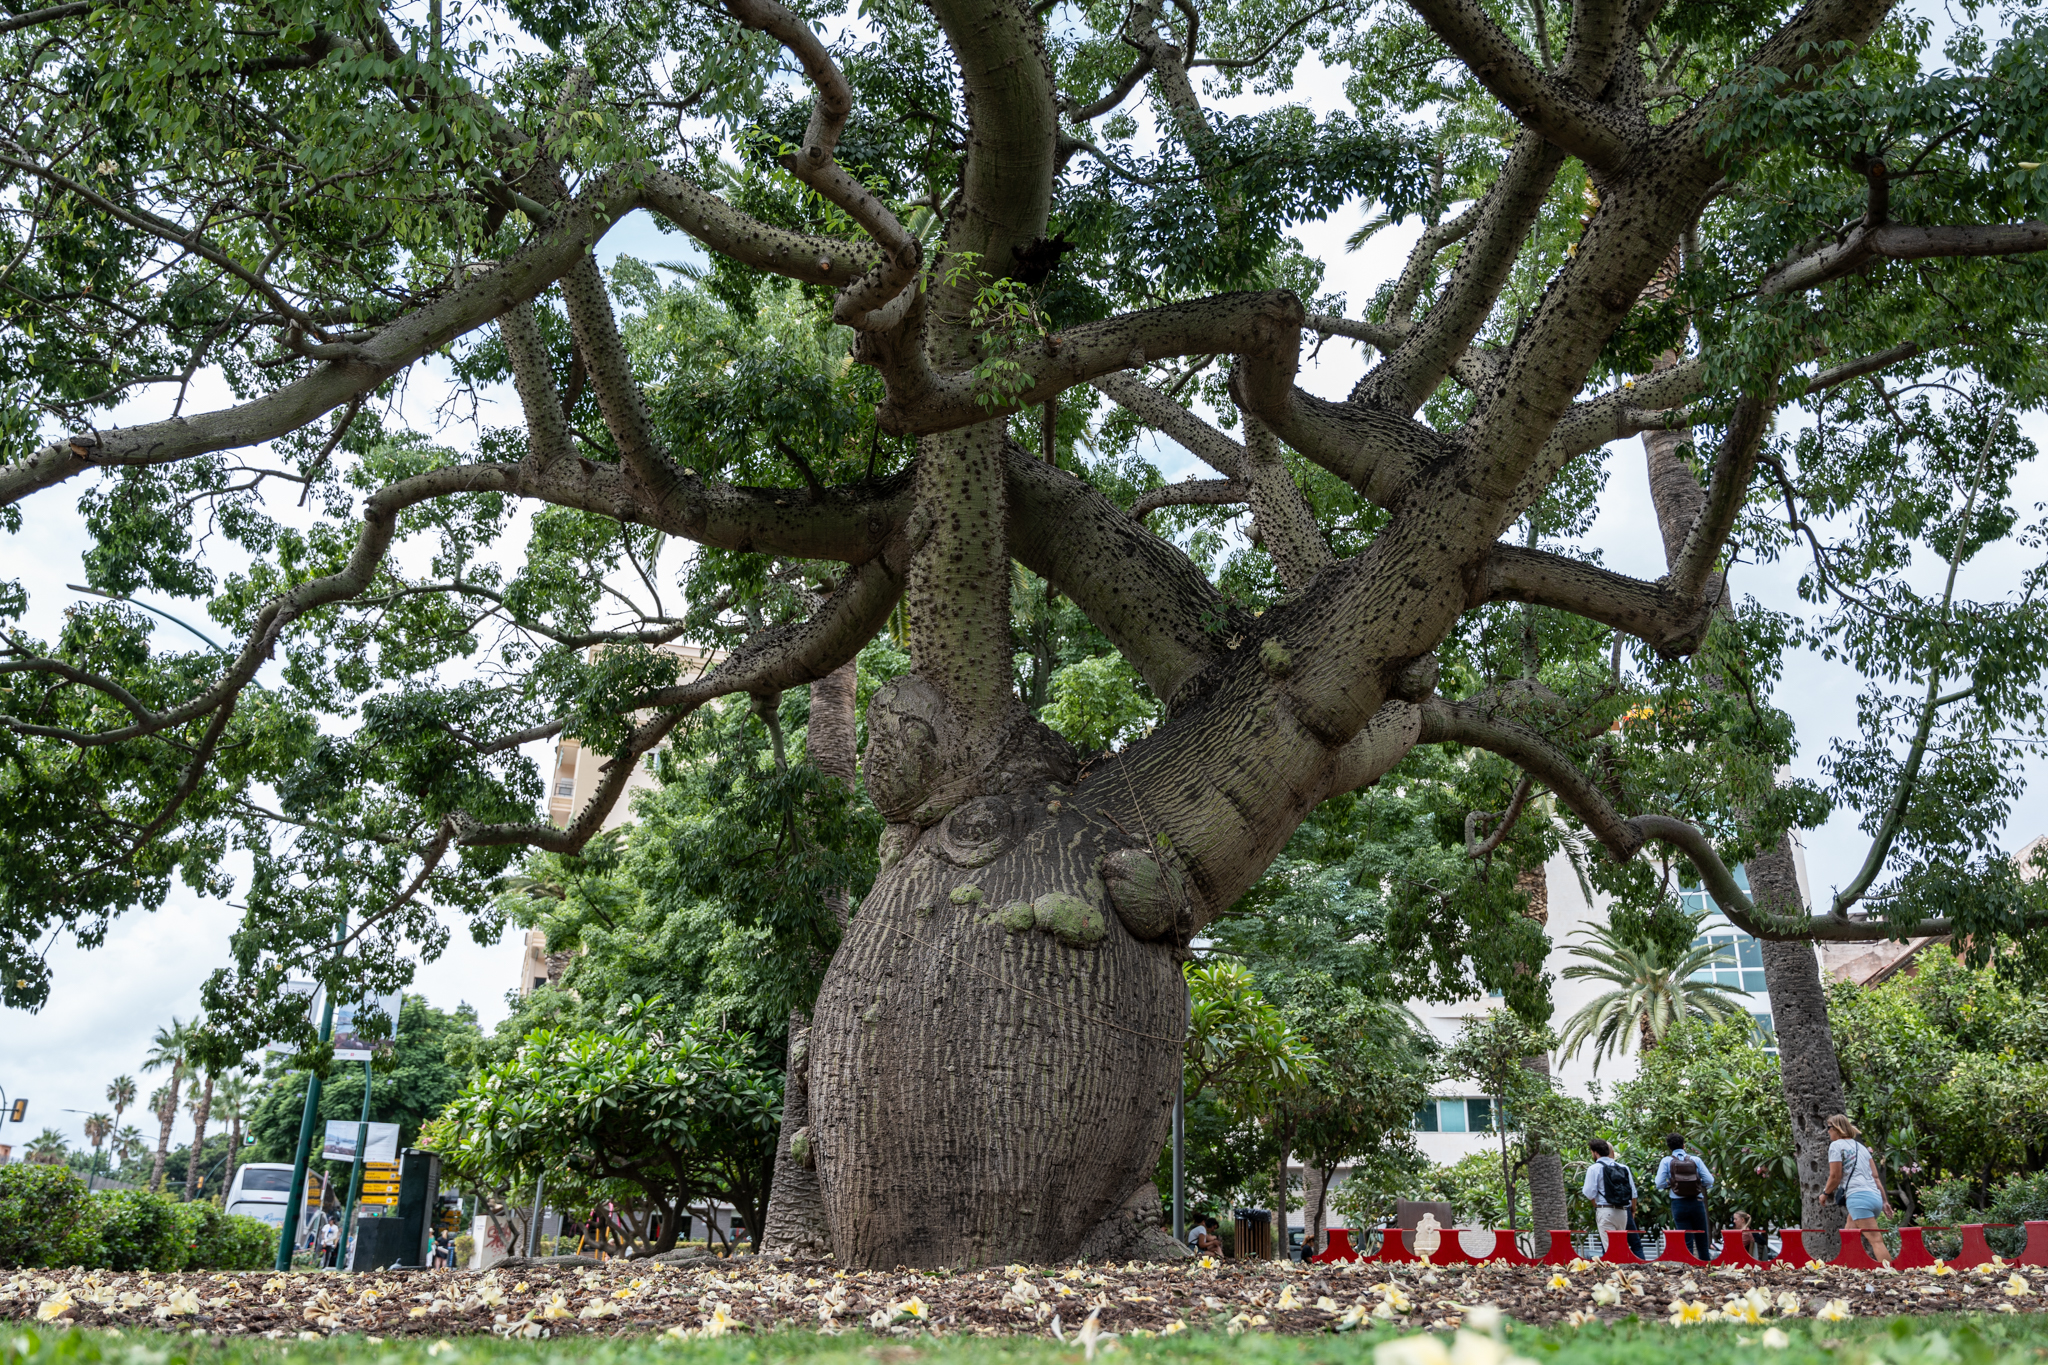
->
[184,1073,213,1199]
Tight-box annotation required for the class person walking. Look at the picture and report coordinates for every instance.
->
[1822,1114,1892,1265]
[1654,1133,1715,1260]
[1580,1140,1637,1257]
[319,1218,341,1269]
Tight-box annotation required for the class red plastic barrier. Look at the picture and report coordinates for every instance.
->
[1950,1224,1998,1270]
[1309,1228,1359,1263]
[1658,1230,1710,1266]
[1891,1227,1937,1270]
[1776,1228,1820,1266]
[1484,1230,1537,1266]
[1602,1229,1645,1264]
[1372,1228,1418,1264]
[1718,1229,1763,1267]
[1539,1230,1579,1266]
[2020,1222,2048,1268]
[1425,1232,1478,1267]
[1832,1228,1886,1269]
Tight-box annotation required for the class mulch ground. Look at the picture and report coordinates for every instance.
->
[4,1256,2045,1340]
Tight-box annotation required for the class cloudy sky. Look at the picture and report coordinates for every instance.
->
[5,2,2043,1164]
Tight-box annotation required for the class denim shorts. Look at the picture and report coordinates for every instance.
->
[1845,1190,1884,1221]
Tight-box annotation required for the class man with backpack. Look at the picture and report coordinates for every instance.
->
[1580,1139,1637,1257]
[1655,1133,1716,1260]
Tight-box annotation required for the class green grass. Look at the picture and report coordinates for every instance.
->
[8,1314,2048,1365]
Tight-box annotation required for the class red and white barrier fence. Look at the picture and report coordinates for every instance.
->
[1305,1221,2048,1269]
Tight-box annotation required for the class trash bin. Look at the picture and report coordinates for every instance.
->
[1234,1208,1272,1261]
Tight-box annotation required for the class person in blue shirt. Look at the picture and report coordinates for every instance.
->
[1654,1133,1716,1259]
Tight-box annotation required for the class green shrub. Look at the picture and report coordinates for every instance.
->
[0,1165,97,1268]
[0,1167,274,1270]
[172,1201,274,1270]
[1921,1168,2048,1256]
[87,1189,185,1270]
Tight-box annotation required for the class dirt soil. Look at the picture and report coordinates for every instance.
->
[5,1257,2045,1340]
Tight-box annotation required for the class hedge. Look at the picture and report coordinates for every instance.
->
[0,1165,274,1271]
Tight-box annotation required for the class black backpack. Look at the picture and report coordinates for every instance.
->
[1669,1154,1704,1199]
[1599,1160,1633,1207]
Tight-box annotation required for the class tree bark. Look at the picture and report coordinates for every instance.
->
[1751,835,1849,1252]
[759,658,861,1260]
[1272,1149,1289,1260]
[149,1071,181,1194]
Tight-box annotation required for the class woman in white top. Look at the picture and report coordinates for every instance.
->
[1820,1113,1891,1264]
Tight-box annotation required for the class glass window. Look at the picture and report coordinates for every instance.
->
[1466,1098,1494,1132]
[239,1168,295,1193]
[1752,1012,1775,1045]
[1737,937,1762,968]
[1413,1103,1439,1133]
[1438,1099,1467,1134]
[1689,935,1714,982]
[1742,969,1767,992]
[556,780,574,797]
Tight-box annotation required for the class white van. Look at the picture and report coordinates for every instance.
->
[224,1163,300,1227]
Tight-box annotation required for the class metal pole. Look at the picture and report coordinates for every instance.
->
[1172,1072,1185,1243]
[525,1170,547,1258]
[276,921,343,1272]
[337,1059,373,1270]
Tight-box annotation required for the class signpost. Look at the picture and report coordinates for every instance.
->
[275,934,340,1273]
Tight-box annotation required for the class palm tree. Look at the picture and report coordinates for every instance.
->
[212,1072,255,1196]
[142,1018,190,1194]
[23,1127,68,1164]
[1556,915,1754,1070]
[184,1062,216,1198]
[106,1075,137,1141]
[82,1113,113,1189]
[111,1124,148,1175]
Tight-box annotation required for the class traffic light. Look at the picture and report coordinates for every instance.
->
[7,1099,24,1123]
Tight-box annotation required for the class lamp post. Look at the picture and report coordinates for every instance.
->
[276,920,344,1272]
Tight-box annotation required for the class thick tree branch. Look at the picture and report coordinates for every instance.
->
[1129,477,1249,518]
[1241,413,1335,592]
[1067,53,1153,122]
[1756,220,2048,297]
[1388,203,1482,328]
[1091,371,1246,478]
[1668,390,1770,602]
[1478,544,1719,658]
[1400,0,1634,168]
[1005,442,1237,709]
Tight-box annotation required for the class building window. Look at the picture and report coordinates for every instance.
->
[1752,1012,1776,1045]
[1689,931,1768,993]
[556,780,575,797]
[1412,1098,1500,1133]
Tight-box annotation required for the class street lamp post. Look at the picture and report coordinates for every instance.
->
[276,919,344,1272]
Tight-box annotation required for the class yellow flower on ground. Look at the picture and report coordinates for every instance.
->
[409,1307,430,1319]
[1762,1328,1791,1350]
[1336,1304,1371,1332]
[539,1292,574,1320]
[36,1290,75,1322]
[475,1284,504,1308]
[578,1299,621,1320]
[1776,1291,1802,1316]
[154,1289,201,1319]
[1548,1274,1571,1290]
[1931,1261,1954,1276]
[1378,1284,1414,1313]
[1804,1261,1827,1272]
[1317,1296,1342,1314]
[1667,1299,1709,1326]
[1590,1282,1622,1307]
[1199,1256,1217,1270]
[2006,1273,2032,1296]
[1063,1267,1086,1281]
[1568,1259,1593,1273]
[701,1304,740,1336]
[1722,1297,1763,1325]
[1563,1311,1594,1327]
[1277,1286,1302,1310]
[896,1295,931,1321]
[1161,1321,1186,1336]
[1813,1299,1852,1322]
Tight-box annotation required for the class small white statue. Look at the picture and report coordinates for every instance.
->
[1412,1211,1442,1259]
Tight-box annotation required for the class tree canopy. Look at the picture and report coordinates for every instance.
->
[10,0,2048,1265]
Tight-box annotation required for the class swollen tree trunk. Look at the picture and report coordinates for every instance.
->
[1751,835,1849,1250]
[1272,1151,1289,1261]
[760,659,857,1260]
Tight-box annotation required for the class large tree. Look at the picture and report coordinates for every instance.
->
[7,0,2048,1266]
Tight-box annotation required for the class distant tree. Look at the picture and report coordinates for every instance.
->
[81,1113,112,1188]
[1556,914,1753,1069]
[141,1019,191,1193]
[184,1059,217,1200]
[23,1128,67,1164]
[105,1076,136,1148]
[426,1004,780,1252]
[110,1124,148,1176]
[212,1072,256,1197]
